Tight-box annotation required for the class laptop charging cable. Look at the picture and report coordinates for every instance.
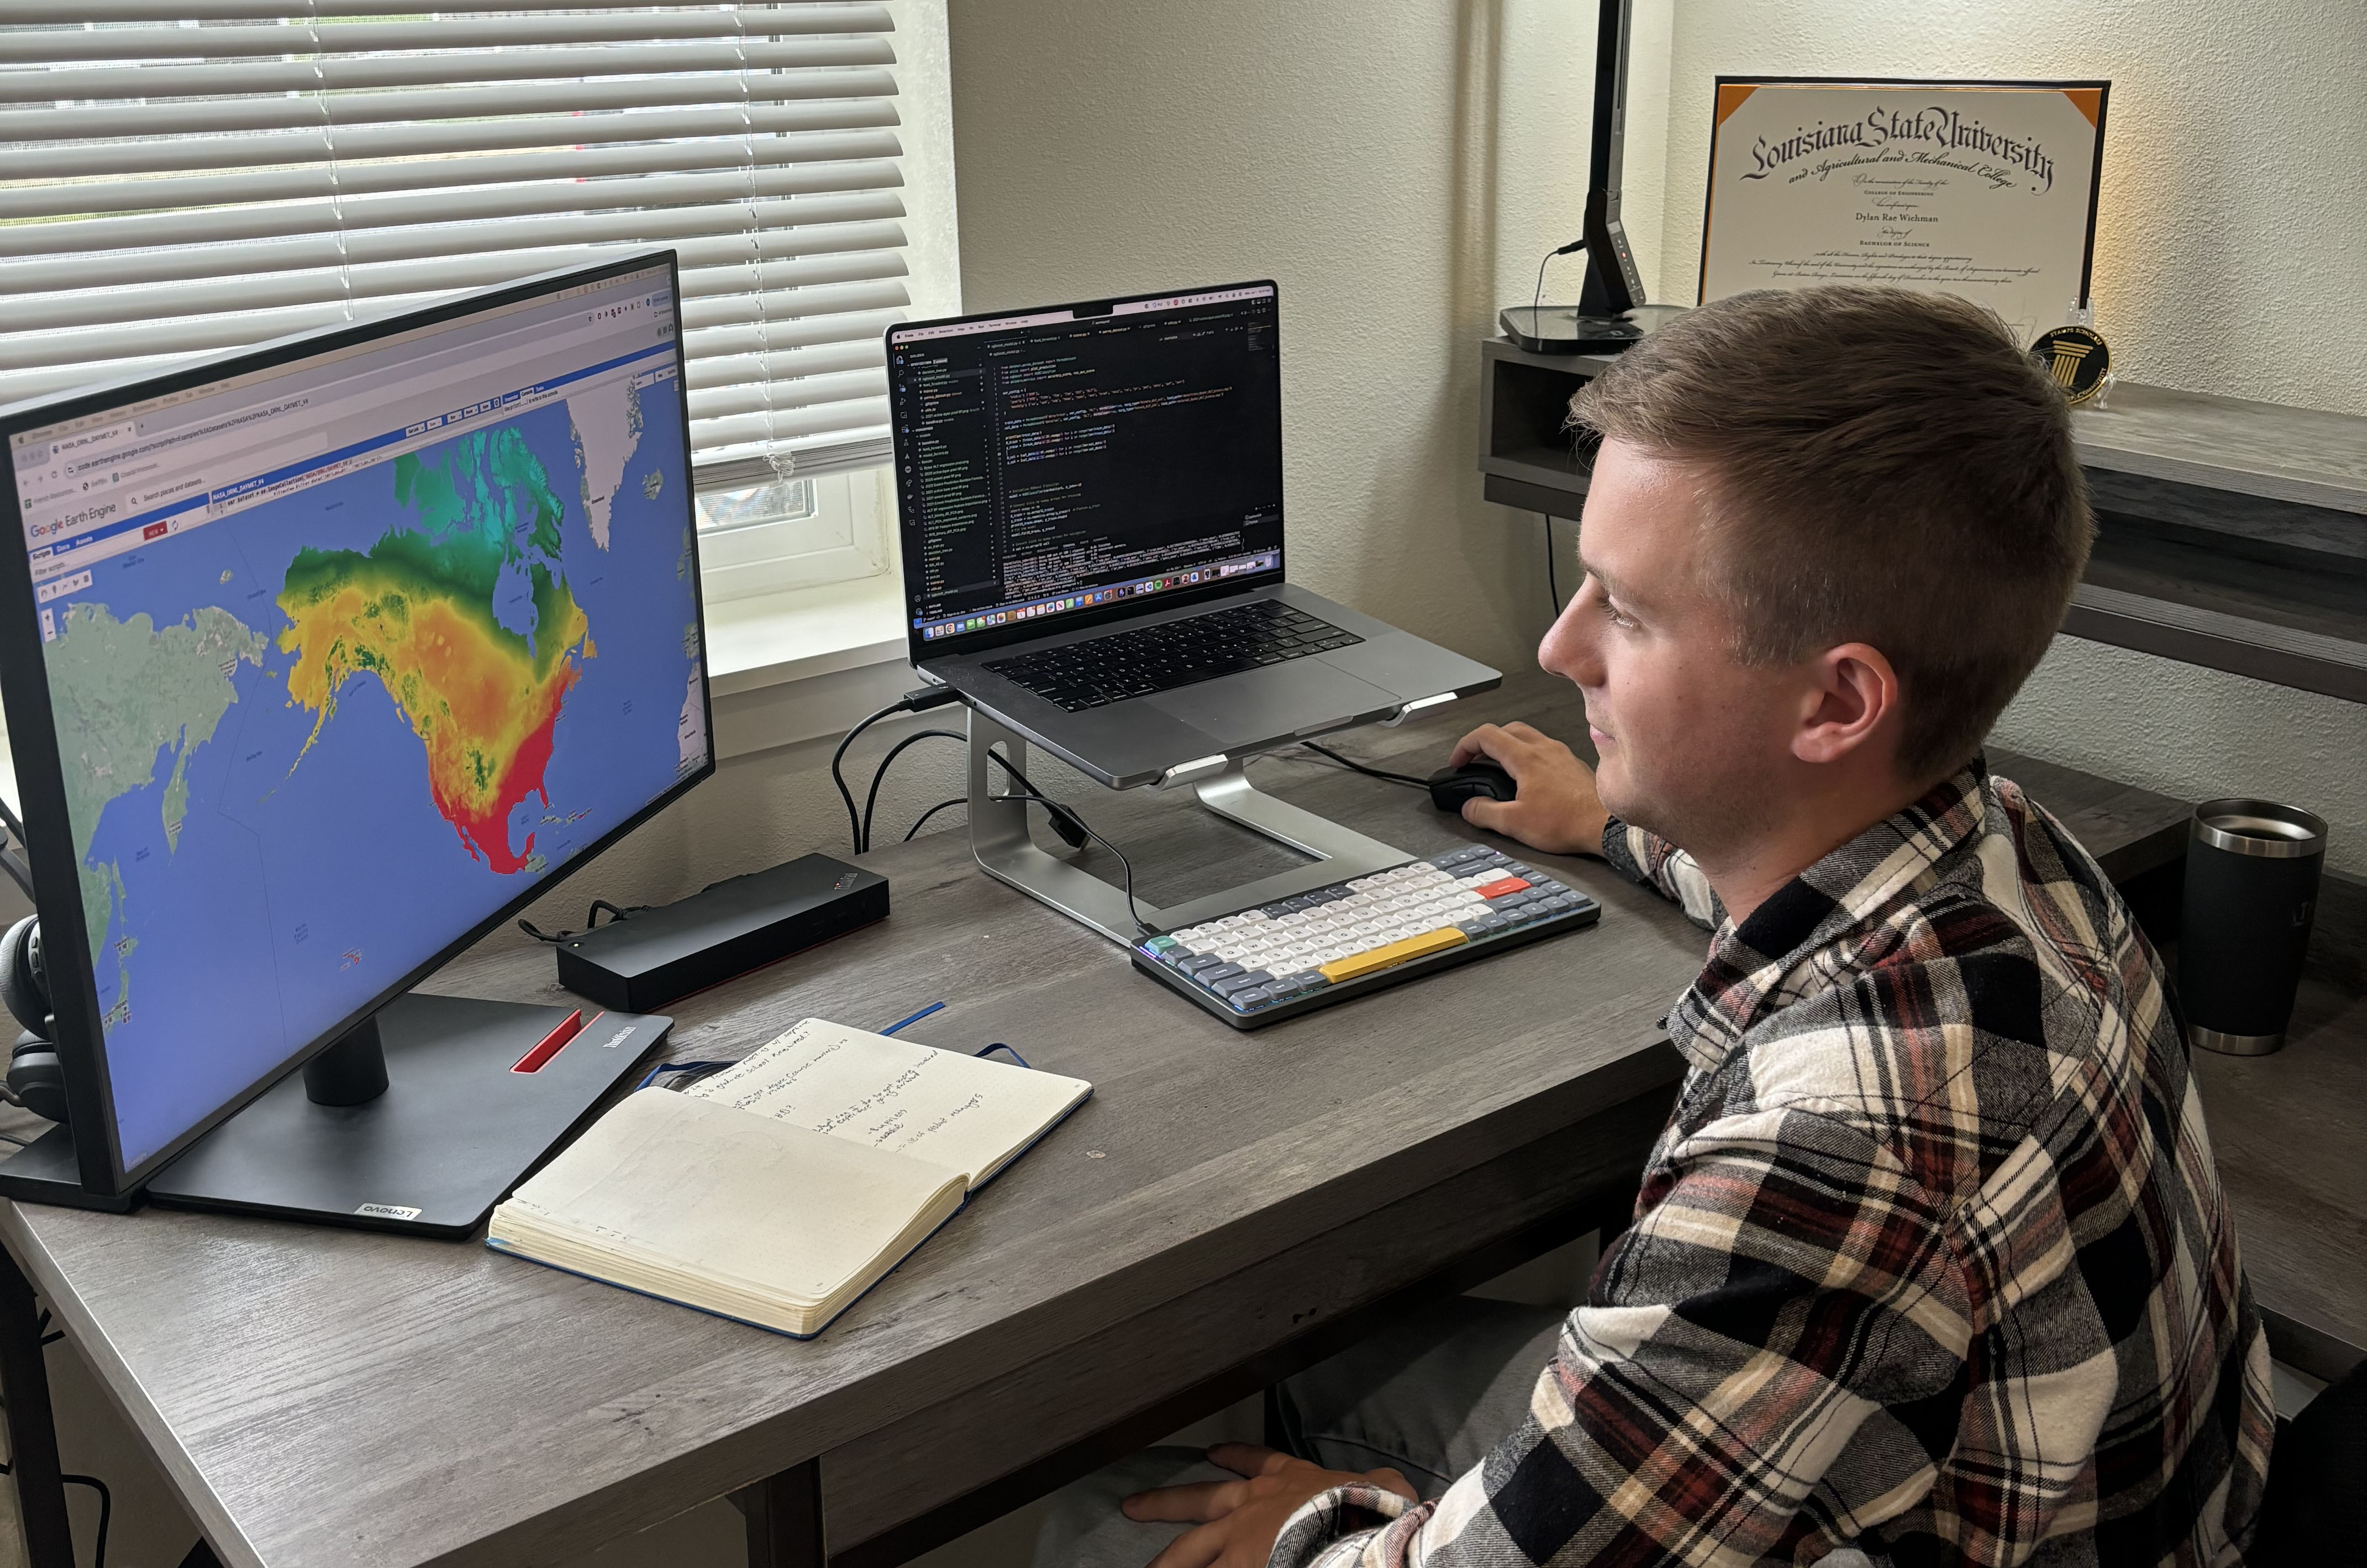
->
[832,690,1094,857]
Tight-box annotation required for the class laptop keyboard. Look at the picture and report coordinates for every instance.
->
[983,599,1363,712]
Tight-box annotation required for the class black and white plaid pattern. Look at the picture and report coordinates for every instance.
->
[1274,759,2273,1568]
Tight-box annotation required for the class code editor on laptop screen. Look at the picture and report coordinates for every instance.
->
[890,284,1284,643]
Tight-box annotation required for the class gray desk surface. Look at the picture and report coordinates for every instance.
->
[0,671,1702,1568]
[2,666,2321,1568]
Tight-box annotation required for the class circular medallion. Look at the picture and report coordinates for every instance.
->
[2029,325,2111,406]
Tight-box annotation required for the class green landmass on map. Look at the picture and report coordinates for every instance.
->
[277,428,590,875]
[279,524,583,692]
[44,602,267,1013]
[393,426,566,563]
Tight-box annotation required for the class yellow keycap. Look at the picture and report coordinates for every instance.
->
[1318,925,1468,983]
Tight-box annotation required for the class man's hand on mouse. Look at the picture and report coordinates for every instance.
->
[1449,722,1612,856]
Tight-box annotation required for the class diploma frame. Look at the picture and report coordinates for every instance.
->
[1697,78,2110,325]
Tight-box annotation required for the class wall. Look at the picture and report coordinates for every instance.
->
[944,0,2364,872]
[1638,0,2367,871]
[945,0,1632,686]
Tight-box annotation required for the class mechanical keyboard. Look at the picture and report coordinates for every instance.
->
[985,599,1362,712]
[1132,843,1600,1027]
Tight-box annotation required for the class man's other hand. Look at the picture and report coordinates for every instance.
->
[1123,1443,1414,1568]
[1448,722,1611,855]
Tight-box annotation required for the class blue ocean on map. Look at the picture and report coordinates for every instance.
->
[47,385,703,1167]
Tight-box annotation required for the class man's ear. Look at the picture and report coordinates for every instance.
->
[1792,641,1901,767]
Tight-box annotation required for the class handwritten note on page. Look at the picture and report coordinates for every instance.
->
[683,1018,1091,1189]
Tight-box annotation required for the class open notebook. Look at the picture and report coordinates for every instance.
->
[486,1018,1092,1338]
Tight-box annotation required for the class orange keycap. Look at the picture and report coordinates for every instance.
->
[1472,876,1531,899]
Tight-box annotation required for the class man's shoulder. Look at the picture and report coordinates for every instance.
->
[1723,818,2139,1204]
[1729,899,2061,1147]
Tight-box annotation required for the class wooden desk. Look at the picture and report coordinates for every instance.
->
[0,669,2263,1568]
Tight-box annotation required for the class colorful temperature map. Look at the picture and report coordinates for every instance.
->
[36,380,705,1167]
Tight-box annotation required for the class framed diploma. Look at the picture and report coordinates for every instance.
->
[1698,79,2108,342]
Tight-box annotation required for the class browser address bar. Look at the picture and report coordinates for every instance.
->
[55,311,667,486]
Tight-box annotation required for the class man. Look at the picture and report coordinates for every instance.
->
[1037,286,2273,1568]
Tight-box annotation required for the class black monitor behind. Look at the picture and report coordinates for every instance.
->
[1498,0,1653,357]
[97,993,671,1237]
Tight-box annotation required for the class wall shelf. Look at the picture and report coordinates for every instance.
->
[1479,338,2367,703]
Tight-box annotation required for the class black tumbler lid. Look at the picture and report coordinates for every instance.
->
[2190,798,2327,859]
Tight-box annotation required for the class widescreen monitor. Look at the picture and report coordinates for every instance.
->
[0,253,712,1198]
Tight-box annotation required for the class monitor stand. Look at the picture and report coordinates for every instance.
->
[136,993,669,1238]
[967,711,1410,945]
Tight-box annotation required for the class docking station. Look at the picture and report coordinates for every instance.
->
[554,854,890,1012]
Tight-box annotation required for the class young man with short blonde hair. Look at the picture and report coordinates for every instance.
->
[1040,286,2273,1568]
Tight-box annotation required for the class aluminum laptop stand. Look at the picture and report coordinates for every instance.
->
[966,709,1409,945]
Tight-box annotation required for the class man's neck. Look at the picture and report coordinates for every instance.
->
[1693,773,1939,929]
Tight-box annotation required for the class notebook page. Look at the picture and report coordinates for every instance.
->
[496,1089,965,1307]
[685,1018,1091,1188]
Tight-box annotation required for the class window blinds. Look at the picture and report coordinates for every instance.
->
[0,2,910,483]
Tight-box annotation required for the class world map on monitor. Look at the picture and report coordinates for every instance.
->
[35,375,703,1167]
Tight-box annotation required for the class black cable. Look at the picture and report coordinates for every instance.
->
[832,699,907,853]
[1544,513,1566,614]
[0,1339,111,1568]
[831,687,966,854]
[518,897,650,945]
[859,728,965,854]
[993,782,1150,934]
[65,1472,109,1568]
[1296,740,1428,790]
[0,1131,27,1148]
[1530,236,1588,322]
[859,730,1084,853]
[903,797,968,841]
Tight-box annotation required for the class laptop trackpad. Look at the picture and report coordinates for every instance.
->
[1146,661,1397,743]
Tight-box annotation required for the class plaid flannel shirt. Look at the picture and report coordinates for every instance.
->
[1274,759,2273,1568]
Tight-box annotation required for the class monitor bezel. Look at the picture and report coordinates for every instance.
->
[887,279,1287,667]
[0,250,714,1196]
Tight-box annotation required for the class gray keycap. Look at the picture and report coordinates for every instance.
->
[1212,971,1271,997]
[1199,962,1245,984]
[1177,954,1222,973]
[1282,970,1328,991]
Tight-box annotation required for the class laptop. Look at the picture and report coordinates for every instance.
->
[887,281,1499,790]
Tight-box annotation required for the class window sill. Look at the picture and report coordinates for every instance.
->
[701,573,923,761]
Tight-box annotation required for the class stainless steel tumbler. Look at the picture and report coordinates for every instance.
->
[2179,799,2327,1056]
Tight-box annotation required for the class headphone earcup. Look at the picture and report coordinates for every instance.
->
[0,917,44,1037]
[8,1032,67,1124]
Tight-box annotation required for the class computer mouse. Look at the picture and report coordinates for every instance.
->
[1427,761,1516,812]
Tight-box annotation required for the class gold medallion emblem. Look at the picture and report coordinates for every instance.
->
[2029,325,2111,406]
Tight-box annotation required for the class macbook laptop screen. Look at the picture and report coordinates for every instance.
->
[889,282,1283,658]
